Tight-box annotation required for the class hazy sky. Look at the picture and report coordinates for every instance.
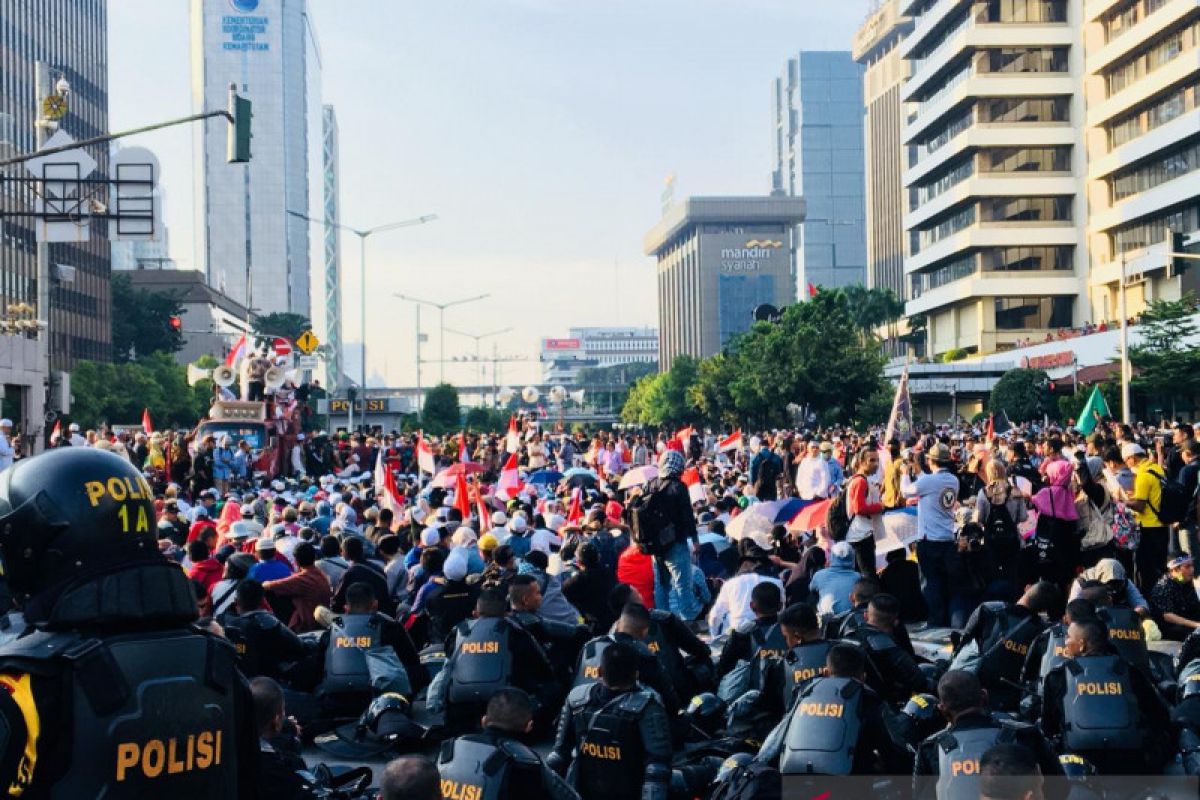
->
[108,0,869,387]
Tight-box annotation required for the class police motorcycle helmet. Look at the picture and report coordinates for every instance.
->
[713,752,754,786]
[898,693,944,747]
[1058,754,1098,781]
[0,449,184,621]
[685,693,728,739]
[314,692,426,758]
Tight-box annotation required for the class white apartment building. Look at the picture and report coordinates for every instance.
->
[900,0,1089,358]
[1083,0,1200,319]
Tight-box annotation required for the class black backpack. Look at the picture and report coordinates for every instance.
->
[824,475,864,542]
[982,487,1020,559]
[756,453,782,492]
[710,759,782,800]
[627,480,676,555]
[1148,465,1190,525]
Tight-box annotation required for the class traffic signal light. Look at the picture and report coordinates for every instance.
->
[227,94,252,163]
[168,316,182,332]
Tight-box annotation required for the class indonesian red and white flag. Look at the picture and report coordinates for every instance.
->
[566,488,584,525]
[373,450,403,519]
[49,420,61,445]
[416,433,437,474]
[454,472,473,521]
[496,452,522,501]
[718,430,743,453]
[681,467,706,505]
[505,415,520,454]
[477,489,492,532]
[675,425,695,445]
[224,333,248,368]
[141,408,153,435]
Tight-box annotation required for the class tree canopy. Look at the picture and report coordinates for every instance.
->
[421,383,461,434]
[69,352,210,429]
[1130,293,1200,419]
[988,368,1050,423]
[110,273,185,363]
[253,312,311,342]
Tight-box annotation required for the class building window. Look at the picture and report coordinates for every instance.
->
[1105,32,1187,96]
[911,111,972,166]
[981,47,1068,73]
[1111,140,1200,201]
[980,196,1072,222]
[981,246,1073,271]
[994,295,1074,329]
[979,0,1068,24]
[913,205,977,253]
[910,158,974,209]
[1108,81,1200,148]
[910,255,977,298]
[978,97,1070,124]
[1110,205,1197,254]
[981,146,1071,172]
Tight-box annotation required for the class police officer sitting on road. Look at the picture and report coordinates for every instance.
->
[823,577,917,655]
[1040,617,1169,775]
[913,670,1061,800]
[315,581,424,718]
[842,592,934,704]
[219,579,308,681]
[549,640,672,800]
[438,687,580,800]
[609,583,713,700]
[510,573,590,683]
[755,642,910,776]
[977,744,1047,800]
[574,602,680,717]
[431,586,558,734]
[951,581,1058,713]
[715,580,786,681]
[252,676,320,800]
[1021,598,1097,698]
[0,448,258,796]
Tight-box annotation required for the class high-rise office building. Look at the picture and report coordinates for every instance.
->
[191,0,322,318]
[0,0,112,373]
[540,327,658,384]
[320,105,342,390]
[900,0,1087,358]
[1082,0,1200,320]
[644,196,806,367]
[772,51,867,291]
[854,1,914,300]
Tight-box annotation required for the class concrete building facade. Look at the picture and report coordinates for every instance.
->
[540,327,658,384]
[900,0,1089,358]
[644,196,807,367]
[772,51,867,291]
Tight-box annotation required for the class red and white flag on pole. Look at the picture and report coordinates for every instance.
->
[141,408,153,435]
[496,452,522,501]
[681,467,706,506]
[717,430,743,453]
[453,472,473,521]
[225,333,248,368]
[49,420,61,446]
[675,425,695,445]
[477,491,492,532]
[416,433,437,475]
[566,488,584,525]
[505,416,520,454]
[373,450,403,519]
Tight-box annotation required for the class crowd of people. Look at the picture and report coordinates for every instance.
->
[5,413,1200,798]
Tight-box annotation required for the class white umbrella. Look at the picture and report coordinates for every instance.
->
[725,507,776,549]
[618,465,658,491]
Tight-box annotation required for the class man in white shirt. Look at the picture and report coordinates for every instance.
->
[706,548,785,636]
[795,440,831,501]
[67,423,86,448]
[0,419,15,471]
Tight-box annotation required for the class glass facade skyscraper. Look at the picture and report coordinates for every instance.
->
[772,51,867,292]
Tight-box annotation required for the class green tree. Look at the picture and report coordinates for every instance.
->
[649,355,701,426]
[855,386,896,429]
[689,353,738,427]
[252,312,312,342]
[464,407,509,431]
[1057,382,1119,425]
[988,368,1050,423]
[68,354,212,430]
[621,373,659,425]
[576,361,657,413]
[110,273,185,363]
[1129,293,1200,419]
[421,383,461,434]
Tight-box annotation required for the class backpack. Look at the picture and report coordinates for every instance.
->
[627,480,676,555]
[824,475,863,542]
[1147,465,1190,525]
[1111,503,1138,550]
[982,488,1020,559]
[756,453,782,493]
[709,758,782,800]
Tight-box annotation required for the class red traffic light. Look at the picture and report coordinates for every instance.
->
[1048,381,1056,391]
[169,316,182,330]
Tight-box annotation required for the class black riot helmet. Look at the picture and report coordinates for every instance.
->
[684,692,728,739]
[899,693,943,744]
[0,448,159,597]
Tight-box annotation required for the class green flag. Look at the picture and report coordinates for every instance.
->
[1076,386,1111,435]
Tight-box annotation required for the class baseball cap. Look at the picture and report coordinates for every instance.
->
[255,538,276,552]
[420,527,441,547]
[1169,555,1193,570]
[928,443,952,464]
[1120,443,1146,459]
[479,533,499,552]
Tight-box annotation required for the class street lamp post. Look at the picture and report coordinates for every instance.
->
[394,293,489,386]
[288,210,435,429]
[445,326,511,406]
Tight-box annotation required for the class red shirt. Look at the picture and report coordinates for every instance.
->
[846,474,883,518]
[617,546,656,609]
[188,558,224,594]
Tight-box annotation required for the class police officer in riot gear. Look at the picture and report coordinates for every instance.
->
[912,670,1060,800]
[609,583,712,700]
[755,643,910,776]
[549,640,672,800]
[575,603,680,717]
[431,586,557,734]
[437,687,580,800]
[1040,617,1169,775]
[0,448,257,796]
[1022,598,1097,696]
[509,574,589,683]
[950,581,1058,712]
[823,577,916,655]
[314,581,424,719]
[715,581,786,680]
[219,579,307,680]
[842,593,934,703]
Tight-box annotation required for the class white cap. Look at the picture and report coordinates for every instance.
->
[1120,442,1146,459]
[420,527,441,547]
[0,419,12,428]
[511,516,528,533]
[491,510,509,526]
[443,551,469,581]
[452,526,478,547]
[69,423,80,431]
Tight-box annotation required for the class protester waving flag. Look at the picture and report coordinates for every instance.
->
[142,408,153,435]
[1076,386,1111,435]
[884,363,912,443]
[717,430,743,453]
[505,415,520,454]
[681,467,706,505]
[496,452,523,500]
[224,333,247,368]
[416,433,437,474]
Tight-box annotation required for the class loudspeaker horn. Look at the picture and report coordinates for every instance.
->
[186,363,210,386]
[549,385,567,403]
[211,365,236,388]
[264,367,285,391]
[569,389,586,404]
[497,386,515,404]
[521,386,540,404]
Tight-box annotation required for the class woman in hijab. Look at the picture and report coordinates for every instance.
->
[1032,458,1081,593]
[215,498,241,544]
